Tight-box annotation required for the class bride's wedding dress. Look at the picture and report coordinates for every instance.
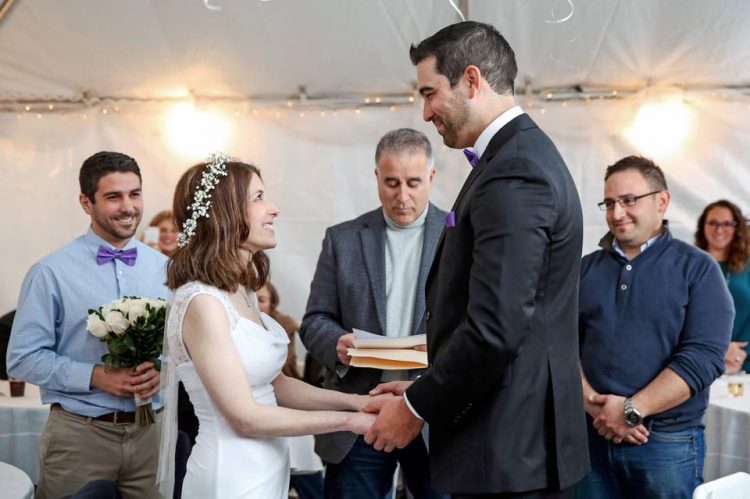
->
[166,281,291,498]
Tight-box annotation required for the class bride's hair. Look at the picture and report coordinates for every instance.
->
[167,160,270,292]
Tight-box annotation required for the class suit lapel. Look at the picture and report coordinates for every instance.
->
[359,212,387,335]
[427,114,537,287]
[412,204,443,330]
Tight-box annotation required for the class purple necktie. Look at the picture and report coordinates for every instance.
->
[463,148,479,168]
[96,246,137,266]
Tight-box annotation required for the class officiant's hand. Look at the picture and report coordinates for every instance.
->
[369,380,413,397]
[363,397,422,452]
[336,332,356,366]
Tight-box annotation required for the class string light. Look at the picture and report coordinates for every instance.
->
[3,87,748,126]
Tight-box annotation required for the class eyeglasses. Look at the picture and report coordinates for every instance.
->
[705,220,737,229]
[597,191,661,211]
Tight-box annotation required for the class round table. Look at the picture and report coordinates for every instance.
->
[704,376,750,481]
[0,381,48,484]
[0,461,34,499]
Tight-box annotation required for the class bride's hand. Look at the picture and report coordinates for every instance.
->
[350,392,396,411]
[347,411,377,435]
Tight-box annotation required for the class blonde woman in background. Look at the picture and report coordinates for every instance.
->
[146,210,179,257]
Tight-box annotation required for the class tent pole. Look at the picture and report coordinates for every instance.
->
[459,0,470,21]
[0,0,18,26]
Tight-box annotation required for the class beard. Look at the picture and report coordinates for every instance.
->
[91,210,142,242]
[436,96,470,148]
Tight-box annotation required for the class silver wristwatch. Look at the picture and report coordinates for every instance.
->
[623,397,643,427]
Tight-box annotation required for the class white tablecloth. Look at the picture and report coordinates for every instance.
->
[704,376,750,481]
[0,461,34,499]
[0,381,49,484]
[289,435,323,474]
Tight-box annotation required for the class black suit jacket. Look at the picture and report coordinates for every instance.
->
[406,114,590,494]
[300,204,445,464]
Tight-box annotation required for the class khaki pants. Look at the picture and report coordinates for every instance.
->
[36,405,162,499]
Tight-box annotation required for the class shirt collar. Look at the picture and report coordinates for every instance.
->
[383,204,429,230]
[84,226,137,256]
[612,232,662,260]
[470,105,524,158]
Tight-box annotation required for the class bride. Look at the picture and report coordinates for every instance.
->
[157,153,379,498]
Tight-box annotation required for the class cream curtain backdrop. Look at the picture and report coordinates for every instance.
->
[1,92,749,321]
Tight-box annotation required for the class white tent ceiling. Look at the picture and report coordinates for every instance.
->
[1,0,749,321]
[1,0,749,104]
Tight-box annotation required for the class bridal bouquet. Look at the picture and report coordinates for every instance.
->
[86,296,167,426]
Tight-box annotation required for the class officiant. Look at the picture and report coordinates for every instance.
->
[6,151,169,499]
[300,128,447,499]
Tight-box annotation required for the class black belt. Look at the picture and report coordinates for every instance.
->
[51,403,162,425]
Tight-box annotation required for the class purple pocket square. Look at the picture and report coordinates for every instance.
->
[445,211,456,228]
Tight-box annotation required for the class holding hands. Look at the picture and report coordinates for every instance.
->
[587,394,649,445]
[359,380,422,452]
[90,360,160,400]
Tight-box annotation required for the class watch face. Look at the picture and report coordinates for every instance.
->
[625,409,642,426]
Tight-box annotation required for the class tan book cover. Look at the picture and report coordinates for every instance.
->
[347,329,427,370]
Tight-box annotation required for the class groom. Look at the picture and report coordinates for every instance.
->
[365,22,590,498]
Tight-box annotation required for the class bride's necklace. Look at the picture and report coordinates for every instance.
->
[240,287,266,329]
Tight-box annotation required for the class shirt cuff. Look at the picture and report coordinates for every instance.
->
[403,393,424,421]
[70,362,97,392]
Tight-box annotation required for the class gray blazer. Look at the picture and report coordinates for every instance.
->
[300,203,446,464]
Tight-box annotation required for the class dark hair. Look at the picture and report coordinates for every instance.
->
[409,21,517,95]
[167,160,269,293]
[695,199,749,272]
[604,156,668,191]
[375,128,434,168]
[79,151,141,202]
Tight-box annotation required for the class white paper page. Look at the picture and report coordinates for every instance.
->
[352,328,427,349]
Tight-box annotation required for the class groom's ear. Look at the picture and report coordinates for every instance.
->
[79,192,93,215]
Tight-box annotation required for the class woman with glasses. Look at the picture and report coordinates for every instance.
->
[695,200,750,373]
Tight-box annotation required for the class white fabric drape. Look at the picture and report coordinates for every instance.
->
[1,95,749,322]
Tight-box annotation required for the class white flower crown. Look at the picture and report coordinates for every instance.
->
[177,152,230,248]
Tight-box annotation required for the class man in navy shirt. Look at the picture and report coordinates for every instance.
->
[576,155,734,498]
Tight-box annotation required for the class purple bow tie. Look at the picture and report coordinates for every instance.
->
[463,148,479,168]
[96,246,137,266]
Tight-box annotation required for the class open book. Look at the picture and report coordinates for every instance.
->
[346,329,428,370]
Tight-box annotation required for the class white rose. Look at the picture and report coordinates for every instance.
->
[128,300,149,326]
[149,298,166,312]
[114,299,131,315]
[104,310,129,336]
[86,314,109,338]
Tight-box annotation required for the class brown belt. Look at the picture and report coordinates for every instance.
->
[51,403,162,425]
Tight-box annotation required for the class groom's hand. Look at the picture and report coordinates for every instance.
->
[369,380,413,397]
[363,397,422,452]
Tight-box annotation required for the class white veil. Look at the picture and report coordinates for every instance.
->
[156,304,178,499]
